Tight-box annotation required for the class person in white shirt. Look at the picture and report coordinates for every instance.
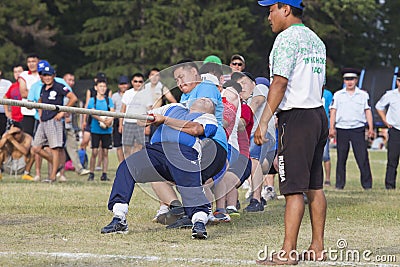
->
[329,68,374,190]
[375,72,400,189]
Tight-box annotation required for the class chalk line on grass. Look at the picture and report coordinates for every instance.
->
[0,251,398,266]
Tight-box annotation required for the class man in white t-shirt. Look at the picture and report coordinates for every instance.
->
[255,0,328,264]
[0,70,12,136]
[119,73,153,157]
[18,54,40,136]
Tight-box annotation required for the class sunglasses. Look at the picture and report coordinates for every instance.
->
[133,80,144,83]
[231,62,243,66]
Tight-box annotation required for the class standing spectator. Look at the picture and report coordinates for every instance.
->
[81,73,112,171]
[375,72,400,189]
[119,73,152,157]
[62,73,90,176]
[255,0,328,264]
[19,54,40,136]
[0,70,12,137]
[230,54,246,73]
[329,68,374,190]
[322,87,333,186]
[31,66,77,182]
[4,64,24,128]
[112,75,129,163]
[145,68,177,108]
[87,78,114,181]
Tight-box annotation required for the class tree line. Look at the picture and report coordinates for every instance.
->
[0,0,398,90]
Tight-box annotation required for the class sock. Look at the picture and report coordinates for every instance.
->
[24,170,29,175]
[191,211,208,224]
[113,203,129,220]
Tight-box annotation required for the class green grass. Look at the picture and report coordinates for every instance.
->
[0,149,399,266]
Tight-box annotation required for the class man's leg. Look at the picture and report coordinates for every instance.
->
[350,128,372,189]
[49,148,61,180]
[305,189,327,260]
[282,193,305,255]
[385,128,400,189]
[335,129,350,189]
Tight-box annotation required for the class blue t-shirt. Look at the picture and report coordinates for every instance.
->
[40,81,70,121]
[28,77,72,120]
[323,89,333,119]
[151,105,217,149]
[180,81,227,151]
[87,97,114,134]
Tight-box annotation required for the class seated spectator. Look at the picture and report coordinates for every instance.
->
[0,123,33,180]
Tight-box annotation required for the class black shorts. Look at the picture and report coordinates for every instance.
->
[112,118,122,148]
[276,107,328,195]
[22,115,36,137]
[200,139,227,184]
[91,133,112,149]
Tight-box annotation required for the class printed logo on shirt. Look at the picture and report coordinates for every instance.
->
[48,90,57,100]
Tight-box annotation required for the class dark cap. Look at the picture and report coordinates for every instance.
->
[223,80,242,93]
[230,54,245,64]
[118,75,129,84]
[41,66,55,75]
[231,71,255,82]
[341,68,361,78]
[96,72,107,80]
[395,72,400,80]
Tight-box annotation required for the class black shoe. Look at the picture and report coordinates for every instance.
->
[100,173,110,181]
[166,215,193,229]
[88,173,94,181]
[101,217,128,234]
[157,200,185,225]
[244,198,264,212]
[191,222,207,239]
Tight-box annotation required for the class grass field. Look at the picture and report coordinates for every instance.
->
[0,149,399,266]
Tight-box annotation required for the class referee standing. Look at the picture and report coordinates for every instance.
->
[255,0,328,264]
[329,68,374,190]
[375,72,400,189]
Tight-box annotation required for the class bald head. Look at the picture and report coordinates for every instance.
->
[190,98,215,114]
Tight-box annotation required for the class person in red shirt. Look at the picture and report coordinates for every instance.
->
[4,65,25,127]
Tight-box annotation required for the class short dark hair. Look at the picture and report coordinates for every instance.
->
[172,59,199,75]
[131,73,144,80]
[26,54,39,60]
[147,68,160,79]
[96,77,107,85]
[199,62,223,79]
[277,2,303,18]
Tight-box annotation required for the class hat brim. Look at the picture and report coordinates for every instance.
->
[258,0,277,6]
[343,73,358,78]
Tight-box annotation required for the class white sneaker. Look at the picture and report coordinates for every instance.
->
[261,186,277,202]
[152,205,169,222]
[33,175,41,182]
[59,175,67,182]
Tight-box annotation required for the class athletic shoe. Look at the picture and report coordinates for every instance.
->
[101,217,128,234]
[42,178,56,183]
[226,206,240,217]
[166,215,192,229]
[100,173,110,181]
[244,198,264,212]
[58,175,67,182]
[262,186,277,202]
[152,205,169,223]
[78,168,90,176]
[324,180,331,186]
[22,174,34,181]
[157,200,185,225]
[191,222,207,239]
[88,173,94,181]
[33,175,41,182]
[213,209,231,222]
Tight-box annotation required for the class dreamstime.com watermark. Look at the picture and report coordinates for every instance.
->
[257,239,398,263]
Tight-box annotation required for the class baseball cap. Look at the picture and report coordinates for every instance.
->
[204,55,222,65]
[231,71,256,82]
[255,77,270,87]
[96,72,107,80]
[258,0,304,10]
[118,75,129,84]
[41,66,55,75]
[37,60,50,73]
[395,72,400,80]
[341,68,361,78]
[230,54,245,64]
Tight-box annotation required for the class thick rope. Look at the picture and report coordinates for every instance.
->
[0,98,154,121]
